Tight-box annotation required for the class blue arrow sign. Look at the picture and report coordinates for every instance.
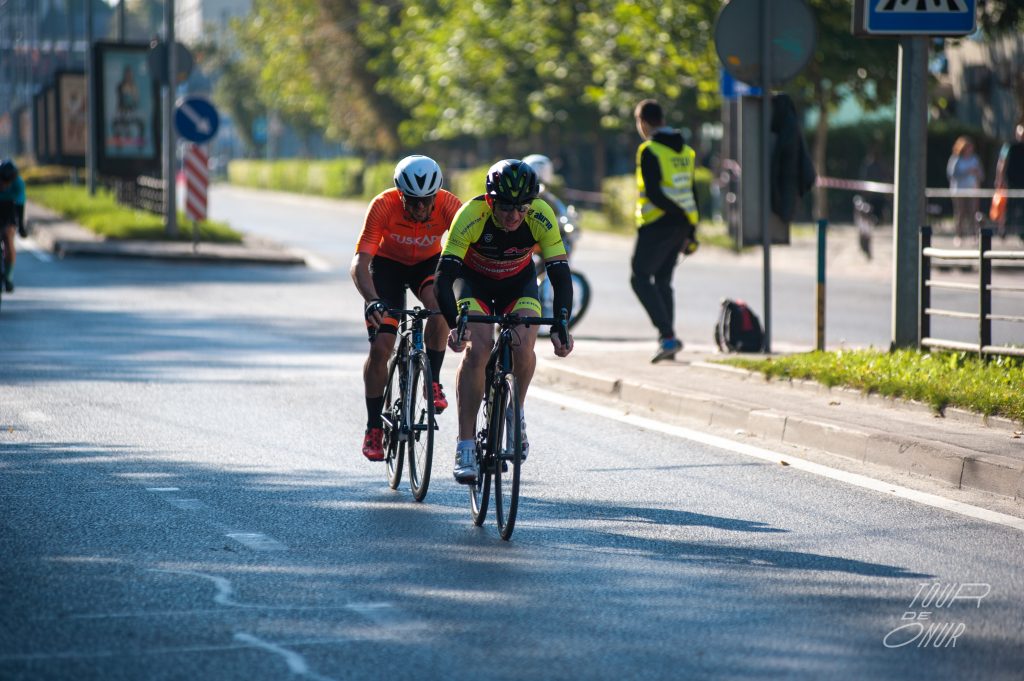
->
[174,95,220,144]
[863,0,976,36]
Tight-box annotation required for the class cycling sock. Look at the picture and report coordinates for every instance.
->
[427,349,445,382]
[366,396,384,430]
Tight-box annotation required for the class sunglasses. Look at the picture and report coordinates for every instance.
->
[494,201,531,213]
[402,194,435,208]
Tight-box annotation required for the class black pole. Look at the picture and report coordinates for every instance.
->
[979,227,992,357]
[918,225,931,349]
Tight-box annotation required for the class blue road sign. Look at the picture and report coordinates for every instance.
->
[720,69,763,101]
[174,96,220,144]
[861,0,976,36]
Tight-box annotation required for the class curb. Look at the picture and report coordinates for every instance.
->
[535,363,1024,502]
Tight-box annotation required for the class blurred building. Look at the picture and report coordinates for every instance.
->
[177,0,252,47]
[941,32,1024,142]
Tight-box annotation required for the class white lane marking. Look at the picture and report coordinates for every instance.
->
[226,532,288,551]
[234,633,340,681]
[146,487,181,492]
[17,236,53,262]
[0,637,350,662]
[19,410,51,422]
[531,386,1024,533]
[151,569,252,608]
[165,498,207,511]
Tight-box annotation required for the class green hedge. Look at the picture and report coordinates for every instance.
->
[227,158,364,198]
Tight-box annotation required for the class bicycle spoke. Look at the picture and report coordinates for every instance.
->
[407,352,434,502]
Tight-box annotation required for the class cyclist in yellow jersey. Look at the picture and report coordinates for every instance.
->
[435,159,574,484]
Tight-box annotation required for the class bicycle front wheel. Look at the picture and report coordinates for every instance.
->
[407,352,434,502]
[493,373,522,540]
[382,354,404,489]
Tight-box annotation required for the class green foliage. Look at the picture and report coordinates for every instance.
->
[449,164,492,202]
[227,159,364,197]
[722,349,1024,423]
[30,185,242,243]
[362,161,398,200]
[21,165,75,186]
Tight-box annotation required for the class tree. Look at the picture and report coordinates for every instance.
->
[787,0,899,218]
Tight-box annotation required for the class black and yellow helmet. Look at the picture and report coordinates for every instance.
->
[485,159,539,203]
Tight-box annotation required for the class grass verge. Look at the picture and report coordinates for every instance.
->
[719,349,1024,424]
[30,184,242,243]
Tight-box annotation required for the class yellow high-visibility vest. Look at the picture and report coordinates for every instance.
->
[635,141,699,227]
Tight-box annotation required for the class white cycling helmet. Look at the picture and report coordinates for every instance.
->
[522,154,554,185]
[394,155,443,197]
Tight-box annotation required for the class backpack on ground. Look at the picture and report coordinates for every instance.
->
[714,298,765,353]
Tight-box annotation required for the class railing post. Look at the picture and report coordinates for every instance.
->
[816,219,827,351]
[919,225,931,349]
[979,227,992,358]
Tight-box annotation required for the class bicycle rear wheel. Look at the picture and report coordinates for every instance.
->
[493,373,522,540]
[382,354,405,489]
[407,352,434,502]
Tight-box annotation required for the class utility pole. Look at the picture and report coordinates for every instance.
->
[163,0,177,237]
[891,36,928,349]
[86,0,96,195]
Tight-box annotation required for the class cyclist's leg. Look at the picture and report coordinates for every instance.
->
[412,255,450,409]
[498,268,542,408]
[364,257,405,429]
[1,223,15,290]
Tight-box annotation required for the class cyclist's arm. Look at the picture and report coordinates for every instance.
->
[532,201,573,328]
[349,252,380,303]
[351,193,390,303]
[434,255,463,328]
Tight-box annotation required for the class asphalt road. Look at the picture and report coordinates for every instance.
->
[1,191,1021,679]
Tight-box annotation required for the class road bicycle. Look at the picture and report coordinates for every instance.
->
[455,303,569,540]
[381,307,438,502]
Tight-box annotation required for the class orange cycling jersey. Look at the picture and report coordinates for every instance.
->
[355,188,463,265]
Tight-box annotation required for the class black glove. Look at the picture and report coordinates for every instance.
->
[364,299,387,321]
[16,205,26,238]
[17,223,27,238]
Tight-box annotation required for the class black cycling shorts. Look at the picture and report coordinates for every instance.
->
[455,265,540,318]
[368,254,440,339]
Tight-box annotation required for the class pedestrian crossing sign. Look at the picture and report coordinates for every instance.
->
[853,0,976,36]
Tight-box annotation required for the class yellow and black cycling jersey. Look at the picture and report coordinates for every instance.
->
[441,195,566,279]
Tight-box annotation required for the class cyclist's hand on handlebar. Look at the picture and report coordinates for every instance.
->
[447,328,468,353]
[364,299,387,327]
[551,331,573,357]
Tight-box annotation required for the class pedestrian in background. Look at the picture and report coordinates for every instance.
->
[631,99,699,363]
[995,118,1024,242]
[946,135,984,246]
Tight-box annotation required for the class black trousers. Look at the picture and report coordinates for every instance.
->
[630,217,686,340]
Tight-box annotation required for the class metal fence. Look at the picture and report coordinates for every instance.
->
[919,226,1024,358]
[109,175,165,215]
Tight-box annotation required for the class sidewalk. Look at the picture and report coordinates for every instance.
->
[25,202,307,266]
[534,341,1024,505]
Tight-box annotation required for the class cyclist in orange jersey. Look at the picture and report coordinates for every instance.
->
[351,155,462,460]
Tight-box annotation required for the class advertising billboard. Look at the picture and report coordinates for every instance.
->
[92,41,161,176]
[56,71,87,165]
